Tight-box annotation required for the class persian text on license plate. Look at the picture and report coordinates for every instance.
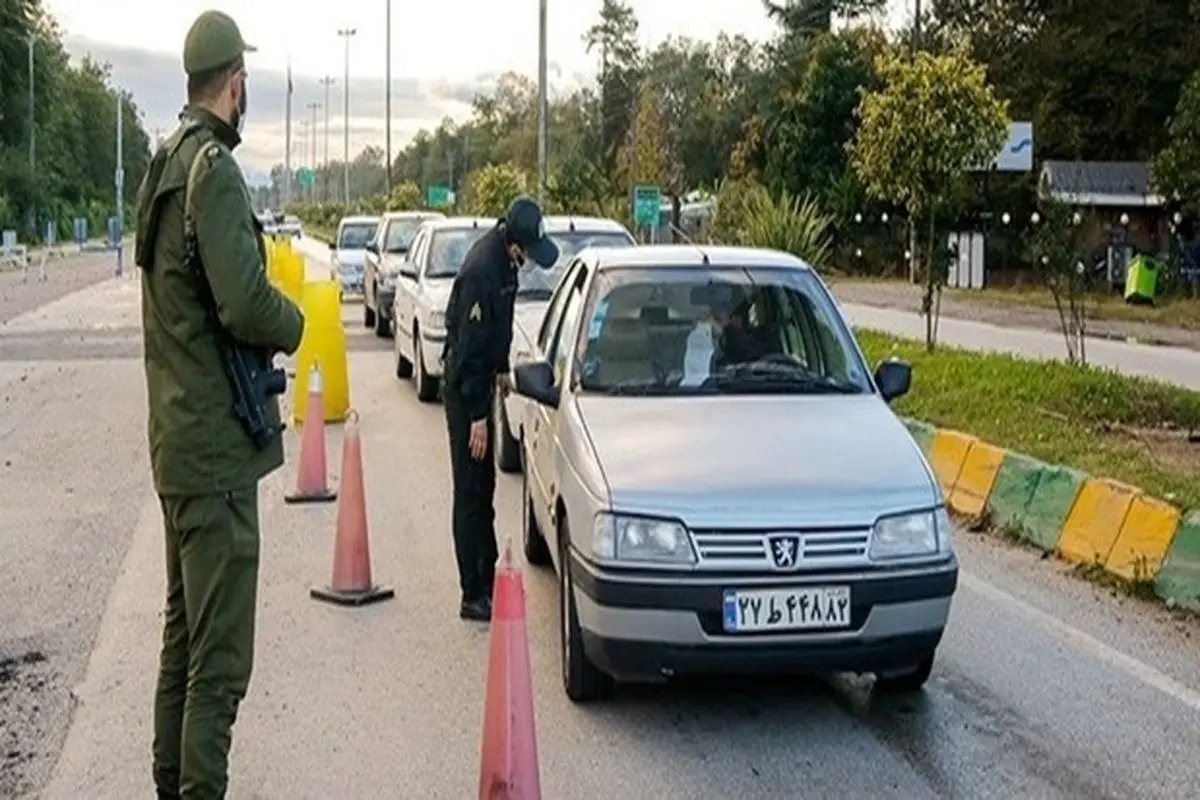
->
[722,586,851,632]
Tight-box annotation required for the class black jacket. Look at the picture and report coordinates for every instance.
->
[442,224,517,421]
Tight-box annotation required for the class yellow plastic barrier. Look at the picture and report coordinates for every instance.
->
[279,251,305,307]
[293,278,349,424]
[1056,478,1138,565]
[947,440,1005,518]
[927,429,977,497]
[1104,494,1182,582]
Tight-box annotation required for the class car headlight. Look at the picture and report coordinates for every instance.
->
[426,310,445,330]
[591,513,696,565]
[869,507,952,561]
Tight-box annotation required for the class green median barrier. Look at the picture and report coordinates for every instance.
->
[986,451,1045,538]
[999,457,1084,552]
[1124,255,1160,305]
[1155,511,1200,612]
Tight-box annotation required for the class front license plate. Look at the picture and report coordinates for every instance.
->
[722,586,851,632]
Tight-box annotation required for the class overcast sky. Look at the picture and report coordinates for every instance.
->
[49,0,909,179]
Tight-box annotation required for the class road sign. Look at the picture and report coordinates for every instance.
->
[986,121,1033,172]
[426,185,451,208]
[632,185,661,227]
[297,168,315,189]
[73,218,88,245]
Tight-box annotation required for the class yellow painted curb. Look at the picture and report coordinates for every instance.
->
[948,441,1005,518]
[1057,478,1139,566]
[928,429,977,497]
[1104,495,1182,582]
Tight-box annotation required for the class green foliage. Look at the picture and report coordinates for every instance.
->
[0,2,152,242]
[1152,69,1200,215]
[1026,198,1092,363]
[387,181,423,211]
[462,163,530,217]
[851,47,1009,216]
[855,328,1200,508]
[738,187,834,268]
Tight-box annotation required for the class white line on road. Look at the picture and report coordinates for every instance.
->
[961,570,1200,713]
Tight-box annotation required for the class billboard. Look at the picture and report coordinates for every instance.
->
[991,121,1033,172]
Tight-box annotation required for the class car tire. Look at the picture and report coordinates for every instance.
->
[394,336,413,379]
[364,289,376,328]
[494,393,522,474]
[558,516,614,704]
[374,306,391,338]
[413,328,439,403]
[874,653,935,694]
[521,466,551,567]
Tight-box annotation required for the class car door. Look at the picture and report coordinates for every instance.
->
[394,228,427,361]
[365,221,387,312]
[527,263,589,538]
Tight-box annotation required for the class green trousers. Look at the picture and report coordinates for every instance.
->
[153,486,260,800]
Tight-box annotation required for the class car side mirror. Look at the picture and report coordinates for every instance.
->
[513,360,560,408]
[364,242,378,254]
[398,262,417,278]
[328,240,336,250]
[874,359,912,403]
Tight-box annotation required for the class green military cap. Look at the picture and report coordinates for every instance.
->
[183,10,256,75]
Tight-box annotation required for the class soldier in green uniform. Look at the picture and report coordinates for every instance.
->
[133,11,304,799]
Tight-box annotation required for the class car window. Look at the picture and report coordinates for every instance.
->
[403,230,426,270]
[337,222,378,250]
[425,228,487,278]
[537,259,584,351]
[382,218,426,253]
[575,265,870,395]
[518,229,635,298]
[548,285,586,386]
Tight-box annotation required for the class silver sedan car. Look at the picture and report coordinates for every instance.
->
[511,245,957,703]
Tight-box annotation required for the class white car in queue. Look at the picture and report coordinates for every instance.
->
[328,214,380,296]
[508,244,957,703]
[390,215,637,405]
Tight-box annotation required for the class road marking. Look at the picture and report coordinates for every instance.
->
[960,570,1200,713]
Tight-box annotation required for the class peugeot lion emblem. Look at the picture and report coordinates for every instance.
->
[767,534,801,570]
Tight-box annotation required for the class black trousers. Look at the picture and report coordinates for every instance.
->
[443,378,499,603]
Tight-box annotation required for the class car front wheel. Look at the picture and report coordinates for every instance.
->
[363,286,376,328]
[413,328,439,403]
[521,465,551,566]
[558,516,614,703]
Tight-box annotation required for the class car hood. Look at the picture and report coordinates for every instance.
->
[576,395,938,529]
[334,249,366,268]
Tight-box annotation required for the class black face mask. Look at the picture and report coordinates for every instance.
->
[231,79,248,134]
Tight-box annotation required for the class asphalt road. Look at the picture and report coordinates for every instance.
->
[3,244,1199,798]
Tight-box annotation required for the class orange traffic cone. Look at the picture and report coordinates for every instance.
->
[285,362,337,504]
[478,542,540,800]
[309,410,394,607]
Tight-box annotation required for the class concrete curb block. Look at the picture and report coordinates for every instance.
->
[899,415,1196,613]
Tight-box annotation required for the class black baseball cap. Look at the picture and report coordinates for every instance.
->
[504,196,558,268]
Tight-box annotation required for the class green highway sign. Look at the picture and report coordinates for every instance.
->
[632,185,661,227]
[297,168,315,189]
[426,184,452,208]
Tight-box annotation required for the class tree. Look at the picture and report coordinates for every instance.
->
[851,47,1008,350]
[462,162,530,216]
[1153,70,1200,216]
[1027,199,1091,364]
[584,0,642,179]
[616,82,671,190]
[387,181,422,211]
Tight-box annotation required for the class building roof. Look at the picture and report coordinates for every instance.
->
[1038,161,1163,207]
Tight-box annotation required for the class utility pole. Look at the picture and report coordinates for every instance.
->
[115,92,124,276]
[319,75,335,201]
[307,101,321,203]
[28,34,36,236]
[284,59,293,209]
[385,0,393,196]
[448,149,455,191]
[337,28,357,205]
[912,0,922,54]
[536,0,548,204]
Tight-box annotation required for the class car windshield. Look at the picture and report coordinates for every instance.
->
[426,227,488,278]
[337,222,378,250]
[516,229,635,299]
[383,218,427,253]
[575,266,872,396]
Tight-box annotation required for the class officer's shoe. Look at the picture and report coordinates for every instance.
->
[460,596,492,622]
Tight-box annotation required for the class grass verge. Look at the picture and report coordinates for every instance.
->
[855,328,1200,509]
[951,284,1200,330]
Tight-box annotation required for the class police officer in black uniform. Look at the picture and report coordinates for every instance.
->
[442,196,559,621]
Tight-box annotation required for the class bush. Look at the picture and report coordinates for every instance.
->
[462,163,530,216]
[739,187,833,268]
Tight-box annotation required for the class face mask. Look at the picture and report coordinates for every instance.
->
[231,78,248,134]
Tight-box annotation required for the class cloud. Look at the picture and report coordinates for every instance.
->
[62,35,589,172]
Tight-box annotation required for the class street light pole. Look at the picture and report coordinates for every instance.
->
[307,101,321,203]
[385,0,392,196]
[319,75,335,200]
[337,28,357,205]
[115,92,124,276]
[536,0,548,204]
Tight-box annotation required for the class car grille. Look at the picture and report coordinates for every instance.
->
[691,528,872,572]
